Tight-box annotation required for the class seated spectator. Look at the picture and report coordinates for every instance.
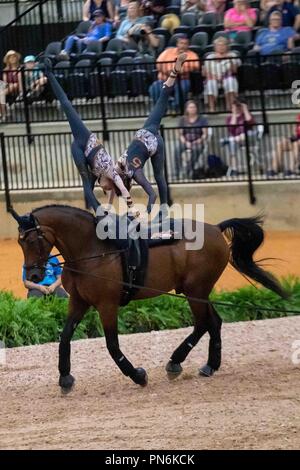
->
[253,11,298,55]
[202,0,226,15]
[182,0,225,17]
[1,50,22,120]
[267,114,300,176]
[22,56,47,101]
[203,36,241,112]
[221,99,256,175]
[160,14,181,33]
[115,0,151,41]
[260,0,278,23]
[174,100,209,178]
[128,21,160,55]
[0,80,6,121]
[141,0,171,20]
[149,36,200,111]
[264,0,300,30]
[224,0,257,39]
[23,255,68,299]
[60,9,112,59]
[114,0,130,26]
[83,0,114,21]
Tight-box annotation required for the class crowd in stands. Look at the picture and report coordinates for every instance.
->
[1,0,300,177]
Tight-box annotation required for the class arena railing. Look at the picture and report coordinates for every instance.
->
[1,122,300,211]
[1,53,300,130]
[0,0,82,59]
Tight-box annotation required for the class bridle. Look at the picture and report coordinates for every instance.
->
[20,217,53,271]
[21,215,126,271]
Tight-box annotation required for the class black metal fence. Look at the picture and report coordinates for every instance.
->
[1,121,300,211]
[1,54,300,130]
[0,0,82,59]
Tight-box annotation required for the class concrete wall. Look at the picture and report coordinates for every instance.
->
[1,180,300,239]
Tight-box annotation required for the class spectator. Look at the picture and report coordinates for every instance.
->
[128,22,160,55]
[264,0,300,29]
[114,0,130,26]
[202,0,226,15]
[174,100,209,178]
[268,114,300,176]
[141,0,171,20]
[224,0,257,39]
[149,36,200,111]
[22,56,47,101]
[1,50,22,120]
[260,0,278,23]
[83,0,114,21]
[160,14,181,34]
[23,255,68,299]
[60,9,112,59]
[253,11,298,55]
[203,36,241,112]
[115,0,151,41]
[182,0,226,16]
[221,99,256,175]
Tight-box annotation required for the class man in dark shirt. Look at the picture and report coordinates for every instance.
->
[265,0,300,29]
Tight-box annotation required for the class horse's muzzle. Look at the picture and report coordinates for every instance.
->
[27,267,45,283]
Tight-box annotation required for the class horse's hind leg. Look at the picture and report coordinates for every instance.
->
[199,305,222,377]
[59,294,89,393]
[100,305,148,386]
[166,297,208,378]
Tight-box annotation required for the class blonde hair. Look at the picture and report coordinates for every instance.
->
[3,50,21,69]
[213,36,229,47]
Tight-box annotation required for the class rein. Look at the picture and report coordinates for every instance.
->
[24,219,300,316]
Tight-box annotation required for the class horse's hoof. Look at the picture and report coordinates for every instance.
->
[133,367,148,387]
[59,374,75,393]
[199,364,215,377]
[166,361,183,379]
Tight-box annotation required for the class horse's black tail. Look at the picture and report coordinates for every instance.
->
[218,216,289,299]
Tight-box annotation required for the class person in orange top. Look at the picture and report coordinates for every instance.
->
[149,35,200,112]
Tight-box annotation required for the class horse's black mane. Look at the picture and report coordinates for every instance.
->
[32,204,94,219]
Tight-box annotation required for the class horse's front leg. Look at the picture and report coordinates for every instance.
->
[100,304,148,386]
[59,295,89,393]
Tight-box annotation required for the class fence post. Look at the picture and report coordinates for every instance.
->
[15,0,20,19]
[0,133,12,212]
[20,66,33,144]
[99,63,109,141]
[244,122,256,205]
[258,54,269,133]
[160,124,173,206]
[39,1,46,50]
[56,0,63,20]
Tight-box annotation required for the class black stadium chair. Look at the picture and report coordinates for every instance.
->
[281,62,300,89]
[98,51,118,62]
[78,40,103,62]
[119,49,137,59]
[181,12,197,28]
[68,59,92,99]
[237,63,261,91]
[75,20,92,38]
[43,42,62,62]
[261,62,282,89]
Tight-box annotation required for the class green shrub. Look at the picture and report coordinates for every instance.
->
[0,276,299,347]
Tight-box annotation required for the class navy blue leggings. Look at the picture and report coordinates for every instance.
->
[143,83,173,136]
[134,84,173,207]
[46,69,100,211]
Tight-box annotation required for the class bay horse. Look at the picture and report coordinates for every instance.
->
[11,205,287,392]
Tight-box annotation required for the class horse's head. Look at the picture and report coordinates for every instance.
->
[10,208,55,283]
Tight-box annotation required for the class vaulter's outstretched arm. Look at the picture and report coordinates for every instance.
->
[133,168,157,213]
